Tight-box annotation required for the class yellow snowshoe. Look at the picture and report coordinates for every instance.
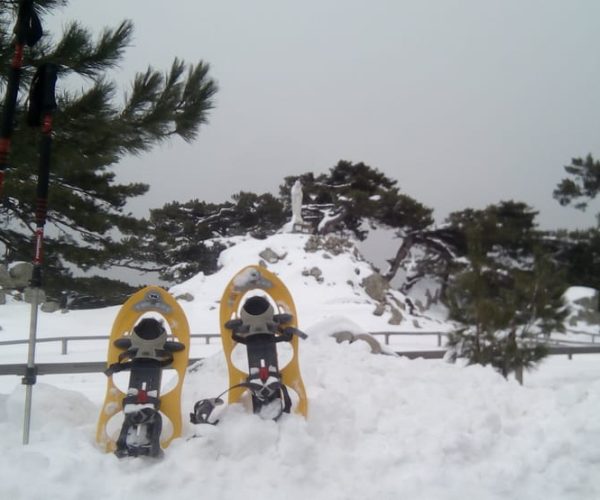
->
[96,286,190,456]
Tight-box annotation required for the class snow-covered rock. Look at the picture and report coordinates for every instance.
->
[562,287,600,342]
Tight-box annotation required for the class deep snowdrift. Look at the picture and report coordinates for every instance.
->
[1,332,599,500]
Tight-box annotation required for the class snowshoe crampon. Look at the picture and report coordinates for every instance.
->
[217,265,308,418]
[96,286,190,457]
[115,406,163,459]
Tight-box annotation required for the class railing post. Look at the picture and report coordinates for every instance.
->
[61,338,67,355]
[515,365,524,385]
[437,334,441,347]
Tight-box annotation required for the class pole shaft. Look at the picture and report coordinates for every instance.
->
[23,385,32,444]
[21,63,58,445]
[23,287,40,444]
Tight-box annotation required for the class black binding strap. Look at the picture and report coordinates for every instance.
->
[190,382,249,425]
[190,378,292,424]
[104,347,175,377]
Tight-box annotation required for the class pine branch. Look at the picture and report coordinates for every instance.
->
[112,260,162,273]
[45,20,133,78]
[120,58,217,150]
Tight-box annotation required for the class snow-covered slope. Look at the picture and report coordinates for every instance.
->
[170,233,450,335]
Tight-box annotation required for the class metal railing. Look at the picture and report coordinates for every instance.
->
[0,330,597,355]
[371,331,447,347]
[0,345,599,377]
[554,330,600,343]
[373,331,600,347]
[0,358,204,376]
[0,331,445,355]
[393,345,600,360]
[0,333,222,355]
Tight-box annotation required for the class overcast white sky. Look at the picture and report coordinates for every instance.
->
[47,0,600,231]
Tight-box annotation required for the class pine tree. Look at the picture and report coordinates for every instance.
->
[554,154,600,217]
[445,204,568,383]
[142,192,286,282]
[550,154,600,292]
[279,160,433,239]
[0,1,217,301]
[544,228,600,291]
[278,161,453,292]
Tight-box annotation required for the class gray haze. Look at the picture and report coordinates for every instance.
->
[48,0,600,231]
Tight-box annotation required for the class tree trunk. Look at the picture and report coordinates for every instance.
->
[515,365,524,385]
[384,233,415,282]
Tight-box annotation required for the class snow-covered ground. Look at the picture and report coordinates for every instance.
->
[0,233,599,500]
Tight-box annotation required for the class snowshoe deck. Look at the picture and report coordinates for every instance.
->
[96,286,190,454]
[219,265,308,417]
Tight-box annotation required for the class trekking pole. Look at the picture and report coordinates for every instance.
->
[0,0,42,197]
[22,62,58,445]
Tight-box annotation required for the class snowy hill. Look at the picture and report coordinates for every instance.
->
[0,233,599,499]
[169,232,450,335]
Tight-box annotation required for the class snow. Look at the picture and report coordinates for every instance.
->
[0,233,599,499]
[564,286,596,303]
[561,286,600,342]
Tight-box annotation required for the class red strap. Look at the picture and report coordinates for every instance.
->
[137,389,149,404]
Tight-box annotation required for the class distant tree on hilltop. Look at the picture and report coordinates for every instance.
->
[554,154,600,221]
[280,160,433,239]
[141,192,286,282]
[551,154,600,292]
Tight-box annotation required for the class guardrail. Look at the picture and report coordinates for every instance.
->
[395,345,600,360]
[0,358,204,376]
[555,330,600,343]
[0,334,222,355]
[0,330,596,354]
[374,331,600,347]
[0,332,445,355]
[0,346,599,377]
[371,331,447,347]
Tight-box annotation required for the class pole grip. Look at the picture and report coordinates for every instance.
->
[0,0,42,191]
